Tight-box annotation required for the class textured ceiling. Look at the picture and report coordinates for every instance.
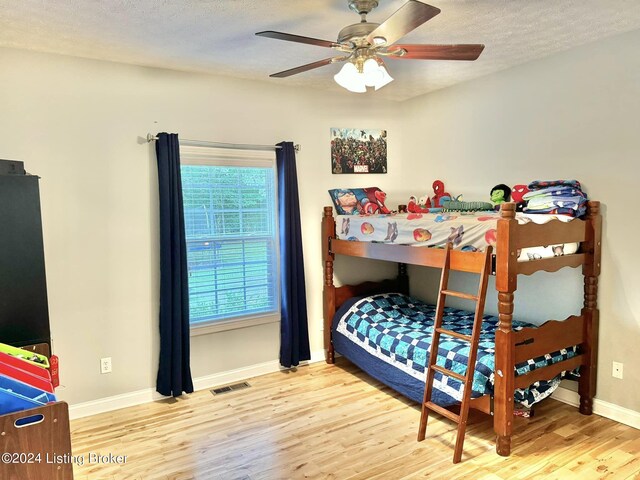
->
[2,0,640,101]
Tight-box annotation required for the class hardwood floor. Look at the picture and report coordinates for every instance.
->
[71,359,640,480]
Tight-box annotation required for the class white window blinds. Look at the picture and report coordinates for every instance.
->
[180,146,279,329]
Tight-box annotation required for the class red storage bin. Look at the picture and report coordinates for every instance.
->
[0,353,54,394]
[0,352,51,380]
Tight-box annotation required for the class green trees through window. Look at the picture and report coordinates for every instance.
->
[181,165,278,325]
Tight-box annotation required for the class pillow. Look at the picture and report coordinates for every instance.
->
[329,187,391,215]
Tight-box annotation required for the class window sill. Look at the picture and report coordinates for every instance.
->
[190,312,280,336]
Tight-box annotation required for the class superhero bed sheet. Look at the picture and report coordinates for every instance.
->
[333,293,578,408]
[335,211,578,261]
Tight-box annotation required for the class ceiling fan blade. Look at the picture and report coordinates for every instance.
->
[390,44,485,60]
[256,31,340,49]
[269,57,346,78]
[366,1,440,47]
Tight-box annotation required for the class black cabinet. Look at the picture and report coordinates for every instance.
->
[0,174,51,347]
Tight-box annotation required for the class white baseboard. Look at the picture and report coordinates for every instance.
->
[69,350,326,420]
[68,387,165,420]
[551,386,640,430]
[191,358,282,393]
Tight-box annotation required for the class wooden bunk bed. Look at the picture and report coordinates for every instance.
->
[322,201,601,457]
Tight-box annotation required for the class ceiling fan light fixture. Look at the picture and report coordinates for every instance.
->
[363,58,383,86]
[334,62,366,93]
[372,36,387,46]
[335,58,393,93]
[373,61,393,90]
[365,58,393,90]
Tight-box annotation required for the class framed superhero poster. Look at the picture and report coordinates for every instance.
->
[331,128,387,174]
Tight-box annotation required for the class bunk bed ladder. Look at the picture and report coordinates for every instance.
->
[417,243,493,464]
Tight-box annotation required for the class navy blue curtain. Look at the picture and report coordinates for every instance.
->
[155,133,194,396]
[277,142,311,368]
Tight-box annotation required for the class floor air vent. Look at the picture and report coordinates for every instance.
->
[211,381,251,395]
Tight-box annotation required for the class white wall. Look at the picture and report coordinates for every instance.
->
[0,47,404,404]
[401,28,640,412]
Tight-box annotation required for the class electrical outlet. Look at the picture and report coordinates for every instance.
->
[100,357,112,374]
[612,361,623,379]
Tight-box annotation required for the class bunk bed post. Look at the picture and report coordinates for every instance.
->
[579,200,601,415]
[323,206,337,364]
[398,263,410,295]
[494,202,518,456]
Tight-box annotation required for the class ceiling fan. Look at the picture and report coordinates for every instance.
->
[255,0,484,93]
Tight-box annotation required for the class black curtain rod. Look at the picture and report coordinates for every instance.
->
[146,134,300,152]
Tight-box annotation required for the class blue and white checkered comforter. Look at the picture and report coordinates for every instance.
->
[336,293,577,407]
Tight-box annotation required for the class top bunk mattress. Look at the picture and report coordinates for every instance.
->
[335,211,578,261]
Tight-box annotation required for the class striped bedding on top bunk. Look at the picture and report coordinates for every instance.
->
[334,293,577,408]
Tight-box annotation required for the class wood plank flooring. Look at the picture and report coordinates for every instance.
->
[70,358,640,479]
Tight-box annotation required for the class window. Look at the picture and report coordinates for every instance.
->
[180,146,279,334]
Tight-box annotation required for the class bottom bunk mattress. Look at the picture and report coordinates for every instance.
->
[332,292,577,408]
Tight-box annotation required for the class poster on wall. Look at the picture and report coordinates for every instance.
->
[331,128,387,174]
